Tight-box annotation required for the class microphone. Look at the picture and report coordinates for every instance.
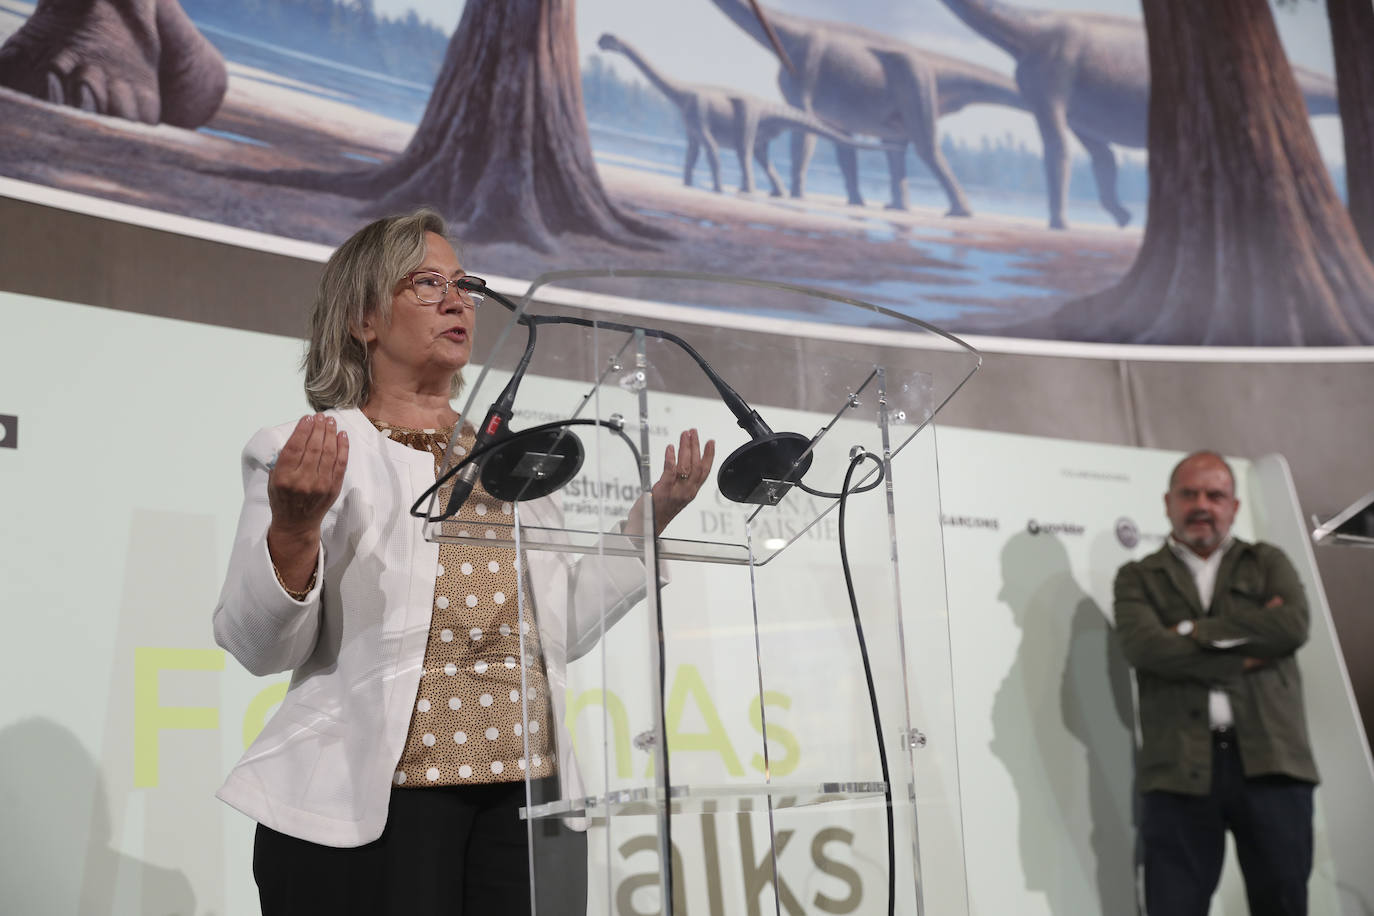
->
[442,400,512,517]
[438,314,585,518]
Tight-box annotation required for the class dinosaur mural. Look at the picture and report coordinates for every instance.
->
[598,32,891,197]
[0,0,226,127]
[0,0,1360,347]
[708,0,1026,216]
[938,0,1341,229]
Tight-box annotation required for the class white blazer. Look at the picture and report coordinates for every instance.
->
[213,408,652,847]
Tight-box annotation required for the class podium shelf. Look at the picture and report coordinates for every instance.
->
[519,780,889,820]
[426,525,756,565]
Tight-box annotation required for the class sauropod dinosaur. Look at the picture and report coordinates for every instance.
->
[0,0,226,127]
[597,32,895,197]
[938,0,1341,229]
[708,0,1027,215]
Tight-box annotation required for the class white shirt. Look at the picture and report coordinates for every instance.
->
[1168,535,1235,729]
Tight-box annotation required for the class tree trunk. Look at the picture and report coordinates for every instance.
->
[1327,0,1374,260]
[270,0,669,252]
[1045,0,1374,345]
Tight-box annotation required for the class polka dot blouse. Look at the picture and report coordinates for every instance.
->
[373,420,555,787]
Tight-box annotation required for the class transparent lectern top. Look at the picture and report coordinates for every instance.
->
[416,270,980,564]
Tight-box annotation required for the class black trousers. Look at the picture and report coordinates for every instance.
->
[1141,730,1314,916]
[253,778,587,916]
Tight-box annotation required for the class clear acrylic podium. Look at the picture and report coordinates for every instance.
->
[415,271,980,916]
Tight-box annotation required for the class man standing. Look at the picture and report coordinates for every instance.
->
[1114,451,1318,916]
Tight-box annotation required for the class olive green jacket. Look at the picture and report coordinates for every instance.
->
[1114,539,1319,795]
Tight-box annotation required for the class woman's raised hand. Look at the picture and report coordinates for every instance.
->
[269,414,350,530]
[624,428,716,537]
[266,414,349,590]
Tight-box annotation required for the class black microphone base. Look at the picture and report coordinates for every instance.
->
[717,432,814,505]
[478,427,585,502]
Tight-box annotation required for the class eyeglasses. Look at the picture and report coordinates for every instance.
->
[402,271,487,308]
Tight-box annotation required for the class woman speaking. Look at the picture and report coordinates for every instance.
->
[213,209,713,914]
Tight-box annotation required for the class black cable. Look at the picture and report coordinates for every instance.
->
[492,297,884,504]
[643,492,675,914]
[479,286,784,447]
[795,473,884,500]
[408,418,632,521]
[837,449,895,916]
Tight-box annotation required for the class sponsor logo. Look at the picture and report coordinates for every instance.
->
[514,408,669,440]
[1115,517,1140,548]
[1060,468,1131,484]
[0,414,15,450]
[1026,518,1086,536]
[941,514,1000,531]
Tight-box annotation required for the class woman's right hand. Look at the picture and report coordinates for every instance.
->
[266,414,349,590]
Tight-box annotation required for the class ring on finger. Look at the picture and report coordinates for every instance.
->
[677,471,690,480]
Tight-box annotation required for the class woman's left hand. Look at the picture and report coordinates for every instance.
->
[625,428,716,537]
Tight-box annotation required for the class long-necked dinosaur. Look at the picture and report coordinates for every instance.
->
[598,32,892,197]
[0,0,226,126]
[938,0,1341,229]
[708,0,1026,215]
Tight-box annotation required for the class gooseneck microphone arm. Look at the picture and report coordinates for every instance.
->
[484,292,811,505]
[439,317,539,518]
[459,281,775,443]
[527,310,774,443]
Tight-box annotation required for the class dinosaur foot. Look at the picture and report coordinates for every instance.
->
[1110,206,1132,228]
[944,206,972,218]
[0,0,226,127]
[885,202,911,213]
[1049,215,1069,231]
[155,0,227,126]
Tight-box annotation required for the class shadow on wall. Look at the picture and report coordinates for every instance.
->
[0,718,196,915]
[993,530,1138,914]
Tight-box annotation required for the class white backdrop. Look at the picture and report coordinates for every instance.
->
[3,291,1371,914]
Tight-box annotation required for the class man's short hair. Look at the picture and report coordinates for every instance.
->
[1168,450,1237,492]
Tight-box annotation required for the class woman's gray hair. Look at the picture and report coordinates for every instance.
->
[303,208,462,411]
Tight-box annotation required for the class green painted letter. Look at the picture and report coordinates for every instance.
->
[663,664,744,777]
[749,690,801,778]
[133,647,223,787]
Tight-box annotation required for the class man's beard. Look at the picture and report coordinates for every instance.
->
[1182,514,1220,550]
